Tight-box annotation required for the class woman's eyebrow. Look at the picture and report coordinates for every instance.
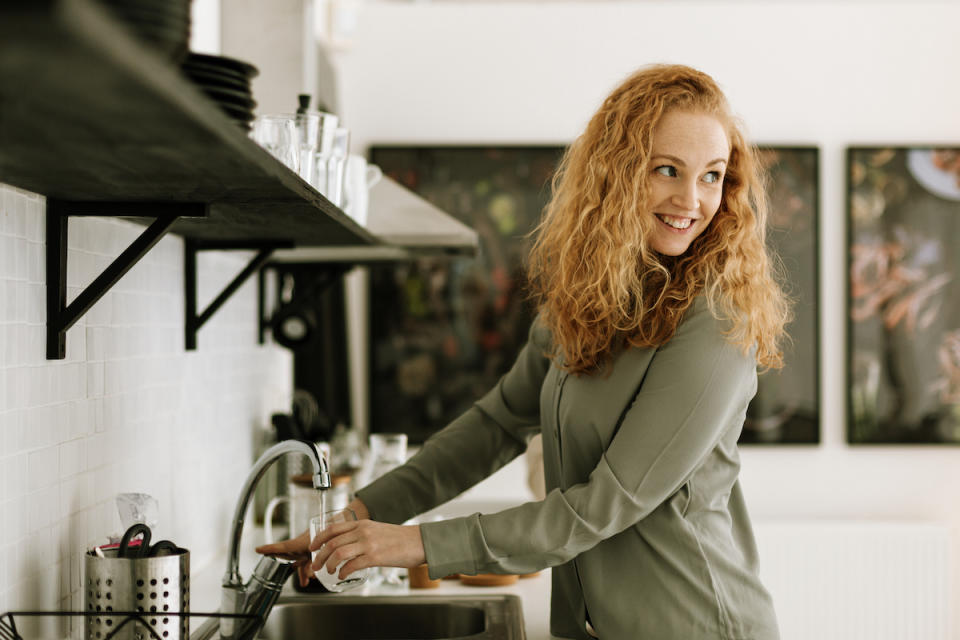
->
[651,154,728,167]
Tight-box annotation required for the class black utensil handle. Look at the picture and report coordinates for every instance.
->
[118,523,152,558]
[147,540,180,557]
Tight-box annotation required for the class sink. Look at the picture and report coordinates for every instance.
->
[256,594,525,640]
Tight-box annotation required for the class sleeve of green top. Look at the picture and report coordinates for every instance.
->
[355,318,552,526]
[419,302,757,579]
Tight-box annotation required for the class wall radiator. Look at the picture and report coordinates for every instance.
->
[753,522,951,640]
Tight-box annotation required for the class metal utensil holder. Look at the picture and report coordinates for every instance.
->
[84,549,189,640]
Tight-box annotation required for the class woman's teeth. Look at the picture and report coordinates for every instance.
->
[657,215,692,230]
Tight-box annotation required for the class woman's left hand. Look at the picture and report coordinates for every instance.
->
[309,519,426,579]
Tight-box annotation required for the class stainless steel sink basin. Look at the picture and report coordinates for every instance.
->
[256,594,525,640]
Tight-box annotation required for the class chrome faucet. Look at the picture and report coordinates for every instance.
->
[218,439,331,640]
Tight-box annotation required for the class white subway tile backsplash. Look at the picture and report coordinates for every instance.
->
[1,236,15,279]
[27,206,42,243]
[22,407,51,450]
[29,332,47,367]
[25,365,49,407]
[28,485,60,531]
[58,438,84,479]
[0,190,10,234]
[70,401,89,439]
[27,446,59,492]
[85,326,105,362]
[0,184,293,622]
[59,474,93,519]
[10,193,24,236]
[84,293,112,328]
[86,362,104,397]
[26,279,43,323]
[12,235,25,281]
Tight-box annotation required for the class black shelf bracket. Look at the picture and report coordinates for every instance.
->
[45,200,206,360]
[258,262,353,345]
[185,240,294,350]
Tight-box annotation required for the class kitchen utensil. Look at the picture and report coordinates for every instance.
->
[84,538,190,640]
[116,524,185,559]
[271,413,297,441]
[117,523,151,559]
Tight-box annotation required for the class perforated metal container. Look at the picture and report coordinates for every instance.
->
[84,548,189,640]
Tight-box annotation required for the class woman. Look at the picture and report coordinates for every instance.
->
[258,63,790,639]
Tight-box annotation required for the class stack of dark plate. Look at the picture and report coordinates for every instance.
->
[98,0,192,63]
[181,53,259,131]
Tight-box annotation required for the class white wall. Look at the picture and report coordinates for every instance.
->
[0,186,292,637]
[326,0,960,634]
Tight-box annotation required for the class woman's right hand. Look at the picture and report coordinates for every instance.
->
[255,498,372,587]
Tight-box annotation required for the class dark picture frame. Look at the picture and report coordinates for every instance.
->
[846,147,960,444]
[367,146,564,443]
[366,145,821,445]
[741,146,821,444]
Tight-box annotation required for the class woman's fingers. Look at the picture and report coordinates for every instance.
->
[310,520,427,574]
[337,554,372,580]
[297,562,314,587]
[255,529,311,556]
[308,520,358,552]
[317,541,365,576]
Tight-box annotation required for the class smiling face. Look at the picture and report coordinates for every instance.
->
[646,110,730,256]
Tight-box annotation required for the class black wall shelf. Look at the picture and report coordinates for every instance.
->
[0,0,477,359]
[0,0,376,248]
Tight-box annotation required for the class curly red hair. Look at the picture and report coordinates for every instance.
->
[526,64,791,374]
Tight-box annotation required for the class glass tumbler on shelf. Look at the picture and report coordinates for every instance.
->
[309,111,338,192]
[252,114,299,173]
[309,509,371,592]
[315,126,350,207]
[294,111,320,184]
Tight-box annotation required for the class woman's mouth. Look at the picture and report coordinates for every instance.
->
[655,214,695,231]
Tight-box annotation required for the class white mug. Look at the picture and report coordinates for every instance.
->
[343,154,383,226]
[264,474,325,543]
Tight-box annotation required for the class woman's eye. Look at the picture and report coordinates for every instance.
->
[703,171,722,184]
[655,165,677,177]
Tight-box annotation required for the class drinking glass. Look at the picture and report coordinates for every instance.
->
[294,112,320,183]
[368,432,407,482]
[309,509,371,592]
[343,155,382,226]
[314,126,351,207]
[316,112,340,156]
[252,115,299,172]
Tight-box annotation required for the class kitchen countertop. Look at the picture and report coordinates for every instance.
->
[190,525,552,640]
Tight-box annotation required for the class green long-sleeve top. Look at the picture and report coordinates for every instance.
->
[356,297,780,639]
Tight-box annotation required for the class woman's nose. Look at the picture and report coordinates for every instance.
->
[670,180,700,211]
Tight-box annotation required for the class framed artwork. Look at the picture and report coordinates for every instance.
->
[367,146,564,443]
[741,146,821,444]
[366,145,821,445]
[847,147,960,444]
